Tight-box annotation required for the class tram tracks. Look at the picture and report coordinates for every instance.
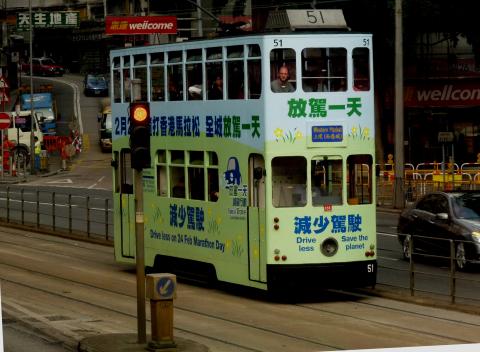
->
[1,227,480,351]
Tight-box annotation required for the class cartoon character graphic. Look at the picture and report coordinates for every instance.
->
[223,157,242,186]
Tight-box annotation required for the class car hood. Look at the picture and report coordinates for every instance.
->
[456,218,480,231]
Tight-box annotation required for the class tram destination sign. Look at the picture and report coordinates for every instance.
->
[312,125,344,143]
[16,12,80,30]
[266,9,348,30]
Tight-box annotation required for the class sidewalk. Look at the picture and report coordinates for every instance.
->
[0,150,66,184]
[78,334,208,352]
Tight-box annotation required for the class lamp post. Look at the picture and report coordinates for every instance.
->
[29,0,35,175]
[393,0,404,209]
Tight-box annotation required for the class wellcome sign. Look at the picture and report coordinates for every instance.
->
[105,16,177,35]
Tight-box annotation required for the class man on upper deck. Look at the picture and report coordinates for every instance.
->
[271,66,295,93]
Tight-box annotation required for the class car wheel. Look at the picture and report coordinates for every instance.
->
[455,242,468,271]
[402,234,412,260]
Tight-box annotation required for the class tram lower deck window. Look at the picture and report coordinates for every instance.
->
[311,156,343,206]
[272,156,306,207]
[156,150,219,202]
[347,155,372,204]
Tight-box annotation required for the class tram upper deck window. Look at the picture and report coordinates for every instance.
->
[122,56,131,102]
[207,47,223,100]
[133,54,147,101]
[112,57,121,103]
[167,51,183,101]
[187,49,203,100]
[301,48,346,92]
[272,156,306,207]
[248,44,261,99]
[227,45,244,99]
[270,48,296,93]
[353,48,370,91]
[150,52,165,101]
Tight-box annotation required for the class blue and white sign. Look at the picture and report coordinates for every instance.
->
[312,125,343,142]
[155,276,176,300]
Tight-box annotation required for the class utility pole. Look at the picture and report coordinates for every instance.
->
[196,0,203,37]
[29,0,35,175]
[393,0,404,209]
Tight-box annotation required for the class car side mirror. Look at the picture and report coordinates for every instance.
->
[436,212,449,221]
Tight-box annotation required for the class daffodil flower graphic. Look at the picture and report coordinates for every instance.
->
[274,128,302,143]
[274,128,283,140]
[362,128,370,139]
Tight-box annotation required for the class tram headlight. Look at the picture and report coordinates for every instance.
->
[320,237,338,257]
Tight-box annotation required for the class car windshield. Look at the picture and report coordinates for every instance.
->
[88,75,107,87]
[452,193,480,219]
[42,58,55,65]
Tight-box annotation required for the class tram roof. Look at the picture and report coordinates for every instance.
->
[111,31,371,57]
[109,10,374,56]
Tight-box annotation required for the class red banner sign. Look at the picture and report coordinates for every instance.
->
[405,81,480,108]
[105,16,177,35]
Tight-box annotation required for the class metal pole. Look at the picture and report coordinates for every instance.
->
[196,0,203,37]
[451,144,455,187]
[449,240,456,304]
[442,144,446,191]
[134,169,146,343]
[393,0,405,209]
[29,0,35,175]
[1,130,4,179]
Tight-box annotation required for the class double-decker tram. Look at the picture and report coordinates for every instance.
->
[110,10,376,292]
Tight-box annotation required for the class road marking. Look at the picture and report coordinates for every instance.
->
[378,256,400,262]
[87,176,106,189]
[47,178,73,184]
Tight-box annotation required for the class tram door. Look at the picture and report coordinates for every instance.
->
[118,150,135,258]
[248,154,266,282]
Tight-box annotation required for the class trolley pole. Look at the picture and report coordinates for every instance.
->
[134,169,146,344]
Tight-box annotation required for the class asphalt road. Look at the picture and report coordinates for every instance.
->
[2,75,479,351]
[18,74,112,190]
[1,226,480,352]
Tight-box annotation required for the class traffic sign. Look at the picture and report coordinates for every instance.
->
[0,112,10,129]
[0,76,9,89]
[0,92,10,103]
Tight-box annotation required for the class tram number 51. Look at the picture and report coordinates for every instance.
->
[367,264,375,273]
[306,10,325,24]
